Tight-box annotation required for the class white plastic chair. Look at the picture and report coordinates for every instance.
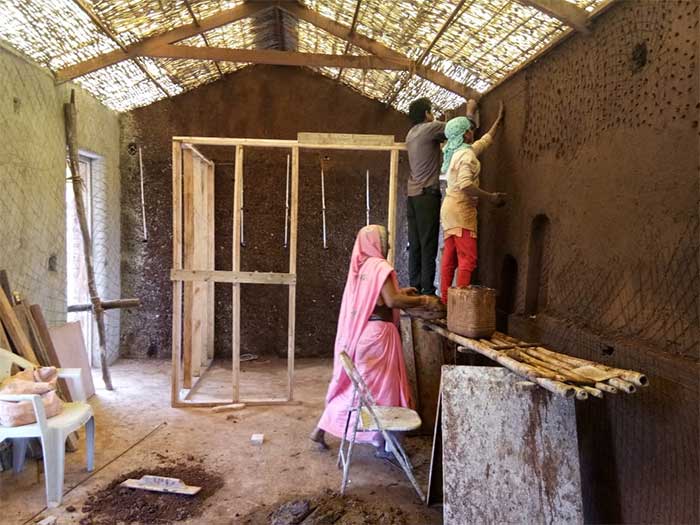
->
[0,347,94,507]
[337,351,424,501]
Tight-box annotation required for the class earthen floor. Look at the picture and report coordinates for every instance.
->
[0,358,441,524]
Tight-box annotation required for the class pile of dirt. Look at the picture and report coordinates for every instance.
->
[240,489,407,525]
[80,463,224,524]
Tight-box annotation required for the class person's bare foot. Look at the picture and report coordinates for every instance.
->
[310,428,329,450]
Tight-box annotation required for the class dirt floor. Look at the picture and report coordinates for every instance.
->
[0,358,441,525]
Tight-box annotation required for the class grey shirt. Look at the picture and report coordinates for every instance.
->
[405,121,446,197]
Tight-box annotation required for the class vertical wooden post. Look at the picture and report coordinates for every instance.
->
[287,146,300,400]
[182,148,195,388]
[206,162,215,361]
[387,149,399,266]
[64,91,113,390]
[232,146,244,402]
[171,140,183,406]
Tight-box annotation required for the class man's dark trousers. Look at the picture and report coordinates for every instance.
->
[407,186,441,295]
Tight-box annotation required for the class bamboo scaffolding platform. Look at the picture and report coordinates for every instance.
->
[421,318,648,400]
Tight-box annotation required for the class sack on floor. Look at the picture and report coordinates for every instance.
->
[0,367,63,427]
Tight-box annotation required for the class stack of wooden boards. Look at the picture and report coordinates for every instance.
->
[424,320,648,401]
[0,270,95,468]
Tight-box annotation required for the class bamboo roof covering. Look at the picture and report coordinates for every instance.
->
[0,0,611,113]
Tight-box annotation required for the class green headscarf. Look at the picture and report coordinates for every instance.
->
[441,116,473,174]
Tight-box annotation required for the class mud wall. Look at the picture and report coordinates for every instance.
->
[476,1,699,523]
[120,65,412,359]
[0,43,122,364]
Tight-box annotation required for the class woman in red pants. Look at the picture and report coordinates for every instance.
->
[439,103,506,304]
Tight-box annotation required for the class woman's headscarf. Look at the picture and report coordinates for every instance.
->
[441,116,473,174]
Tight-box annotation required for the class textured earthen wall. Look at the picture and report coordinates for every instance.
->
[0,44,122,364]
[476,1,699,522]
[120,65,412,359]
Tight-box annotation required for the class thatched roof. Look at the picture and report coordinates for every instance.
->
[0,0,611,113]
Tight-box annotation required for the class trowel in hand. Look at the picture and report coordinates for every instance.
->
[120,475,201,496]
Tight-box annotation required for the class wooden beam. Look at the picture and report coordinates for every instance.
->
[171,269,297,285]
[386,0,469,105]
[56,2,274,82]
[336,0,363,80]
[70,0,170,95]
[141,45,411,70]
[516,0,590,34]
[280,2,479,100]
[172,136,406,151]
[182,0,224,78]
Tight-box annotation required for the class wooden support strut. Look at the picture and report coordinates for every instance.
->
[64,90,141,390]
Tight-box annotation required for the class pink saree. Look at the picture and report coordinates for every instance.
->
[317,225,412,445]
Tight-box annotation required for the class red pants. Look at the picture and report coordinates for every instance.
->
[440,231,477,304]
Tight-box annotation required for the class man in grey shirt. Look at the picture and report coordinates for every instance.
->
[405,97,446,295]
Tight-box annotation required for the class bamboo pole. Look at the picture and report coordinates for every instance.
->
[425,323,575,398]
[67,298,141,313]
[512,350,595,385]
[608,377,636,394]
[595,382,618,394]
[64,90,113,390]
[533,345,648,387]
[571,386,589,401]
[582,386,603,398]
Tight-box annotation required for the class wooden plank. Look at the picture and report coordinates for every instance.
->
[411,319,444,435]
[181,143,215,167]
[143,46,411,70]
[191,156,205,378]
[297,132,394,147]
[48,322,96,400]
[170,269,296,285]
[13,303,51,367]
[0,322,10,351]
[206,162,215,361]
[287,146,299,401]
[172,137,407,151]
[29,305,73,402]
[280,2,479,100]
[399,315,419,412]
[232,145,243,403]
[0,289,39,364]
[55,2,274,81]
[171,140,183,406]
[0,270,13,306]
[517,0,590,33]
[387,149,399,266]
[182,148,195,388]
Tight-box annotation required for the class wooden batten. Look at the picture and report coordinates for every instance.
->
[171,140,184,406]
[231,145,243,403]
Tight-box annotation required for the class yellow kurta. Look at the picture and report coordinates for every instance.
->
[440,133,493,239]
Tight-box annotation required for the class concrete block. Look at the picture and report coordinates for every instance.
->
[441,365,582,525]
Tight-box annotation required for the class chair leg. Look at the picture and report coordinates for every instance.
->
[12,438,29,474]
[383,431,425,502]
[42,433,66,508]
[340,412,361,495]
[337,410,353,469]
[85,416,95,471]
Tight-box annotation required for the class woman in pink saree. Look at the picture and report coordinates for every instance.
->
[311,225,441,454]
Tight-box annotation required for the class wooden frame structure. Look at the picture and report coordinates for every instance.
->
[171,134,406,407]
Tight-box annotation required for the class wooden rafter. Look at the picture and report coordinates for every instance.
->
[386,0,470,106]
[142,45,411,70]
[335,0,363,81]
[183,0,224,78]
[56,1,275,82]
[275,7,286,51]
[516,0,590,34]
[71,0,170,95]
[279,2,479,100]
